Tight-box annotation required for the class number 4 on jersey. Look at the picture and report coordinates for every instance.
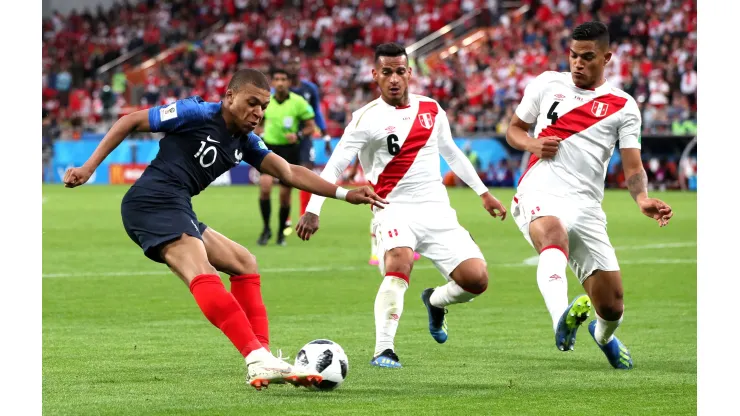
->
[547,102,559,124]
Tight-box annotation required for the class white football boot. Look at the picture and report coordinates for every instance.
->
[245,348,322,390]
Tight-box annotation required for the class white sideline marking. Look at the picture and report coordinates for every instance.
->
[522,241,696,265]
[41,258,696,279]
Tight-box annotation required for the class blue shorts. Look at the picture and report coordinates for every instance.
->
[299,137,315,166]
[121,185,208,263]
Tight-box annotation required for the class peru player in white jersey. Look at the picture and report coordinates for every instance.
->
[296,43,507,368]
[506,22,674,369]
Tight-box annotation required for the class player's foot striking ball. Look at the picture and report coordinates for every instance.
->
[294,339,349,391]
[63,68,387,391]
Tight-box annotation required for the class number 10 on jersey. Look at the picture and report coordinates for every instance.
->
[194,141,218,168]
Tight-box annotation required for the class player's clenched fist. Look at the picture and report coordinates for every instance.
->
[528,136,562,159]
[481,193,507,221]
[63,166,94,188]
[345,186,388,209]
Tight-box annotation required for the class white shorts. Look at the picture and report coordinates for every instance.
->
[511,192,619,283]
[372,202,485,279]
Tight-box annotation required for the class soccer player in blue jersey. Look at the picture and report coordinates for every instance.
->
[286,56,334,220]
[63,69,386,390]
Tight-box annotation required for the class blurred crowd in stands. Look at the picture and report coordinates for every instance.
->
[42,0,697,188]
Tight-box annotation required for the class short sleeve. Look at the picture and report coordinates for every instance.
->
[618,98,642,149]
[148,97,205,133]
[242,133,272,168]
[515,75,545,124]
[298,97,315,121]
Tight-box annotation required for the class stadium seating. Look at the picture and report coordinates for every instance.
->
[42,0,696,138]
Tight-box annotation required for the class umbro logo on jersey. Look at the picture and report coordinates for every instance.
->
[206,135,220,143]
[418,113,434,129]
[385,126,396,133]
[554,94,566,101]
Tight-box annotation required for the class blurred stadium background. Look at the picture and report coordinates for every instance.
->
[42,0,697,192]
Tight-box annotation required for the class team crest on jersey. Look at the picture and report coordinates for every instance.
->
[234,149,243,165]
[418,113,434,129]
[591,101,609,117]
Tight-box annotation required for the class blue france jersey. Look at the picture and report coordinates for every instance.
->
[135,96,271,197]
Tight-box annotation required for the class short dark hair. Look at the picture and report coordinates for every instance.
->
[227,69,270,92]
[269,67,290,78]
[374,42,408,64]
[572,21,610,50]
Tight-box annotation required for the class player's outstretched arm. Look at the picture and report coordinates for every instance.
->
[295,116,369,240]
[260,153,386,206]
[621,148,674,227]
[63,110,151,188]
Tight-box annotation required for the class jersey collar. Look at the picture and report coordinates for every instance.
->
[379,93,414,110]
[571,76,611,95]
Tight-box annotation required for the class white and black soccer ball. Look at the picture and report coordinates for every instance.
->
[294,339,348,391]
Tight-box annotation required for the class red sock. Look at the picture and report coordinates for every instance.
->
[230,274,270,350]
[299,190,311,216]
[189,274,263,358]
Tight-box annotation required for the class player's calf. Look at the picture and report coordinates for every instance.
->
[528,217,571,335]
[373,247,413,365]
[583,270,630,368]
[583,270,625,344]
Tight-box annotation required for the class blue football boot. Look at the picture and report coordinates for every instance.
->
[370,349,402,368]
[588,320,634,369]
[421,288,448,344]
[555,294,592,351]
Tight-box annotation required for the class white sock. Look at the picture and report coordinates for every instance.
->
[374,274,408,356]
[430,281,477,307]
[594,311,623,346]
[537,247,569,332]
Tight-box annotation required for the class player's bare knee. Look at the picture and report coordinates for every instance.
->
[384,248,414,277]
[233,250,259,275]
[458,264,489,294]
[449,259,488,294]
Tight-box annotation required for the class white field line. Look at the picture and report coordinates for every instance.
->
[42,257,696,279]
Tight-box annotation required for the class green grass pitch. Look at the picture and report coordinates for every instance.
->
[42,185,696,415]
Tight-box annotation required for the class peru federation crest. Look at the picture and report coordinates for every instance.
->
[418,113,434,129]
[591,101,609,117]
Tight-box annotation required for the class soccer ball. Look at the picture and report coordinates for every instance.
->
[294,339,348,391]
